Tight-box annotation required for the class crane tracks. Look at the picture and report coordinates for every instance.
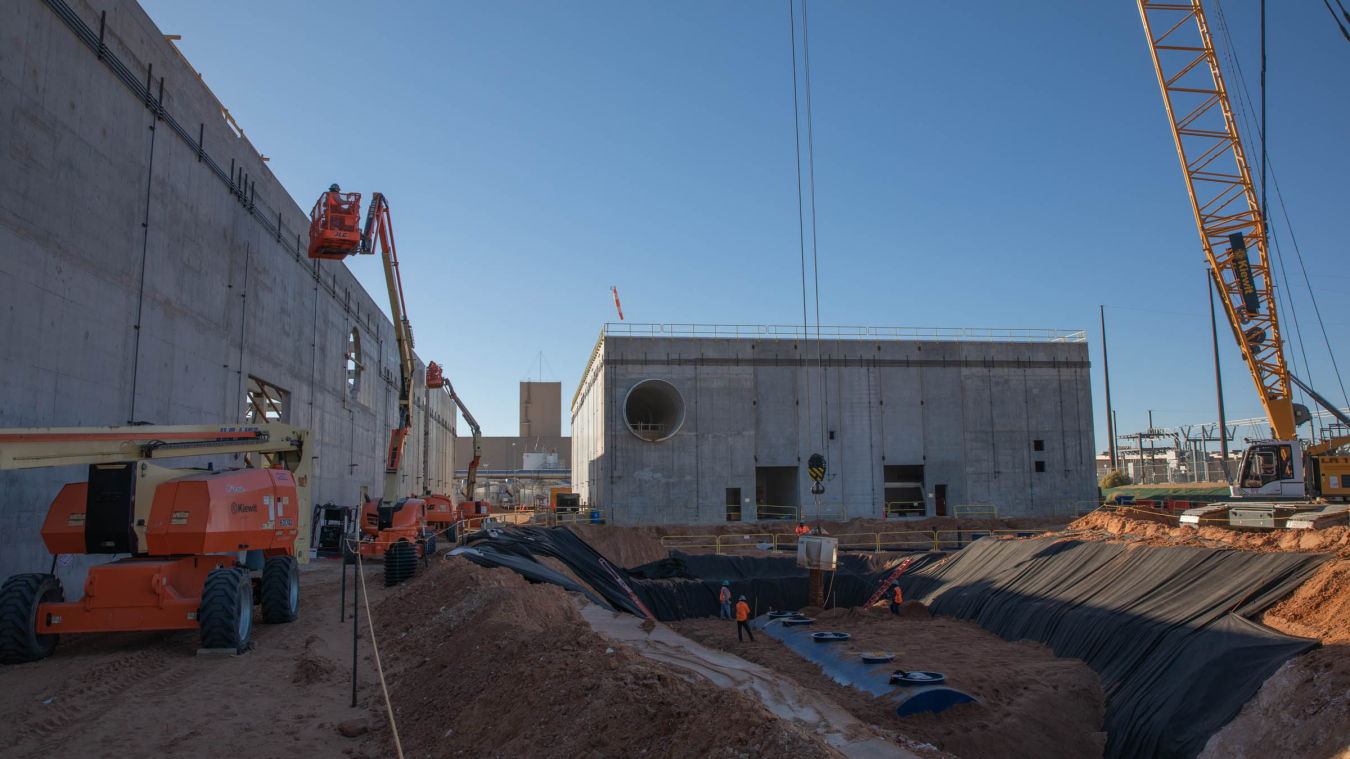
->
[6,648,196,757]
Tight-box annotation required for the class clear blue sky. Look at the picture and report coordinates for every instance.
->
[141,0,1348,448]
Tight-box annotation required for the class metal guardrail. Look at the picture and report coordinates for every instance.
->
[952,504,999,519]
[1054,501,1102,517]
[756,504,799,521]
[657,527,1050,555]
[598,323,1087,343]
[801,505,847,521]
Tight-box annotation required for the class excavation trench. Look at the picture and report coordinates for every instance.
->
[465,526,1327,759]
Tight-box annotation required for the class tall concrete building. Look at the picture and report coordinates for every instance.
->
[572,325,1096,524]
[520,381,562,437]
[457,380,569,475]
[0,0,456,582]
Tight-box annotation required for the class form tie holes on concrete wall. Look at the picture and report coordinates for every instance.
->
[624,379,685,442]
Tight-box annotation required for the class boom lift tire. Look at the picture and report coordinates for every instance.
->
[384,540,416,587]
[199,567,253,654]
[0,573,65,664]
[342,534,359,565]
[425,533,437,556]
[260,555,300,624]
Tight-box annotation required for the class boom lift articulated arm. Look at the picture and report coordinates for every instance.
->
[428,364,483,503]
[360,193,418,504]
[309,188,417,506]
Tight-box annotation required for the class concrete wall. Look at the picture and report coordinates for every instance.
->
[0,0,455,584]
[454,435,570,473]
[572,333,1096,525]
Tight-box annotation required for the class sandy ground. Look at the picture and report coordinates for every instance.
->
[0,558,395,759]
[675,604,1106,759]
[369,554,850,759]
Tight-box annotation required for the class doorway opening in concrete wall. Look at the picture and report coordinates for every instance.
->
[623,379,685,442]
[755,466,799,520]
[884,464,925,518]
[725,488,742,521]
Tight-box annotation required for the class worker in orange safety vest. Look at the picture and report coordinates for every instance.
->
[889,581,904,616]
[795,520,809,537]
[735,595,755,642]
[323,183,355,226]
[718,581,732,619]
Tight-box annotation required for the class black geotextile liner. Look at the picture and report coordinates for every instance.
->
[463,527,1326,759]
[448,545,614,611]
[461,527,942,621]
[898,536,1328,759]
[628,552,946,620]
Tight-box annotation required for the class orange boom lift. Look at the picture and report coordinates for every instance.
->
[0,424,312,663]
[309,187,466,584]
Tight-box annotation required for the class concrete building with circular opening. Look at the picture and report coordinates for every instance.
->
[571,323,1097,525]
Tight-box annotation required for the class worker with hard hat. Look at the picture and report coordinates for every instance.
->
[795,520,809,537]
[889,581,904,616]
[718,581,733,619]
[735,595,755,642]
[323,183,355,221]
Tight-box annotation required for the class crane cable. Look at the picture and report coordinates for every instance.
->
[802,0,828,459]
[1211,0,1350,435]
[788,0,817,457]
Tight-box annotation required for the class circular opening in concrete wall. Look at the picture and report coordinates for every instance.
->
[624,379,685,442]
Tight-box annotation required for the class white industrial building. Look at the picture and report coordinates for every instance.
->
[572,324,1097,524]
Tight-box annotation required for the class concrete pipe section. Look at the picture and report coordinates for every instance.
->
[623,379,685,442]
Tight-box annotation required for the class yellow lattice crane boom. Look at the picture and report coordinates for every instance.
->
[1137,0,1350,508]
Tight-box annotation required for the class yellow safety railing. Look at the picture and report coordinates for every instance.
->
[1054,500,1102,517]
[659,534,719,552]
[878,530,941,552]
[884,502,926,518]
[756,504,799,521]
[717,533,775,553]
[801,504,847,521]
[835,532,880,552]
[952,504,998,519]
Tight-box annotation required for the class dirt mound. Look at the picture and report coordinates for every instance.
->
[1066,511,1350,554]
[566,523,668,567]
[815,605,893,622]
[1198,645,1350,759]
[370,556,844,758]
[291,634,338,685]
[1264,559,1350,644]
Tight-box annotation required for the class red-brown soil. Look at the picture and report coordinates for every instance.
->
[1063,510,1350,553]
[566,522,669,567]
[676,604,1107,759]
[369,555,846,759]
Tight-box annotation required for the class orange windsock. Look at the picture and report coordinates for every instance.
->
[611,286,624,321]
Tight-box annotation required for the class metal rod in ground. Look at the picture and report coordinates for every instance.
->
[351,556,359,708]
[340,540,347,623]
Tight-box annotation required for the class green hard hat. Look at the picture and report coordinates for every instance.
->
[329,183,340,192]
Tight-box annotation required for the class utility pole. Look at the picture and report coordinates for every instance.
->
[1100,306,1117,471]
[1208,268,1231,479]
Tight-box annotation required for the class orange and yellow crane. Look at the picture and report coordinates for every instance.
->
[1137,0,1350,505]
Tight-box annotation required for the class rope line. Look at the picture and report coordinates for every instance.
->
[355,546,405,759]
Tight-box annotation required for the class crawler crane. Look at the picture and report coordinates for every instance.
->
[1137,0,1350,526]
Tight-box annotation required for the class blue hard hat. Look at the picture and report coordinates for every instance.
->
[722,581,729,586]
